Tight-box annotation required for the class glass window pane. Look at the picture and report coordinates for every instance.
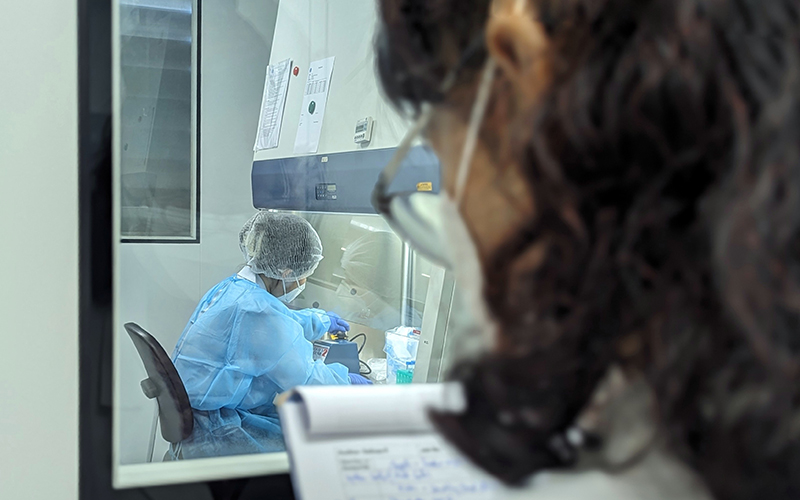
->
[119,0,196,240]
[113,0,457,486]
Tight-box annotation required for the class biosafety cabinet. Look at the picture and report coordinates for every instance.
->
[249,1,460,384]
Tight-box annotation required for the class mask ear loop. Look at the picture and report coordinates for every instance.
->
[371,104,434,215]
[453,57,497,204]
[453,0,527,204]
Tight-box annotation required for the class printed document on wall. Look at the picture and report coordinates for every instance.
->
[293,56,335,155]
[254,58,292,151]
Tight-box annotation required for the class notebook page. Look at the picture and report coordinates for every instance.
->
[280,397,504,500]
[294,383,466,436]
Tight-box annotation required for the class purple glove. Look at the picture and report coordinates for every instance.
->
[348,373,372,385]
[325,312,350,333]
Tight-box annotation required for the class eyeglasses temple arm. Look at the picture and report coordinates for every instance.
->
[371,105,434,213]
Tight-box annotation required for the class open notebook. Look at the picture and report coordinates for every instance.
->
[277,384,507,500]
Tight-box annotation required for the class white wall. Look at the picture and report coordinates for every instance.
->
[253,0,406,162]
[0,0,79,499]
[117,0,280,465]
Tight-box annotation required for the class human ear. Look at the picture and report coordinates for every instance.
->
[485,2,550,104]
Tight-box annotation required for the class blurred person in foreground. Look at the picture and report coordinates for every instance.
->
[374,0,800,498]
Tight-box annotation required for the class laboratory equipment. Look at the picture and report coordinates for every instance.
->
[313,338,360,374]
[245,0,456,395]
[366,358,388,384]
[395,369,414,384]
[384,327,421,384]
[251,146,440,214]
[354,117,374,145]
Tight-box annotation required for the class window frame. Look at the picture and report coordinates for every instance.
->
[79,0,295,497]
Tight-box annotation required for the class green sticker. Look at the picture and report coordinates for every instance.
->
[308,101,316,114]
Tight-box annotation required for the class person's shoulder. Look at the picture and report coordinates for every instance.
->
[230,281,285,314]
[201,274,262,303]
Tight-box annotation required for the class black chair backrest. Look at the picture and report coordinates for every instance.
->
[124,322,194,443]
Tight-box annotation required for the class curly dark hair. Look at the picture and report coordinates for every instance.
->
[377,0,800,498]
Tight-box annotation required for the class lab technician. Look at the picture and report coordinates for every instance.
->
[172,211,368,459]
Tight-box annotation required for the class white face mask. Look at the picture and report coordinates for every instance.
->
[439,202,498,359]
[436,57,501,358]
[278,279,305,304]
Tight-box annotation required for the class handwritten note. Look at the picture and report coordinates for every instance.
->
[278,385,506,500]
[335,437,499,500]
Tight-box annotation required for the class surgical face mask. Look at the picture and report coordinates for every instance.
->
[278,279,305,304]
[438,58,500,356]
[372,55,500,356]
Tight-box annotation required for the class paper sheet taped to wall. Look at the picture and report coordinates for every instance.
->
[254,58,292,151]
[293,56,335,155]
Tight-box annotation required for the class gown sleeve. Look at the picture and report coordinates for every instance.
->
[174,286,348,413]
[226,304,349,410]
[283,307,331,342]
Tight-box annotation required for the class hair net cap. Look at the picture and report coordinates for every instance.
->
[239,211,323,280]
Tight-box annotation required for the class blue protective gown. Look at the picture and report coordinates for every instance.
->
[171,269,350,459]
